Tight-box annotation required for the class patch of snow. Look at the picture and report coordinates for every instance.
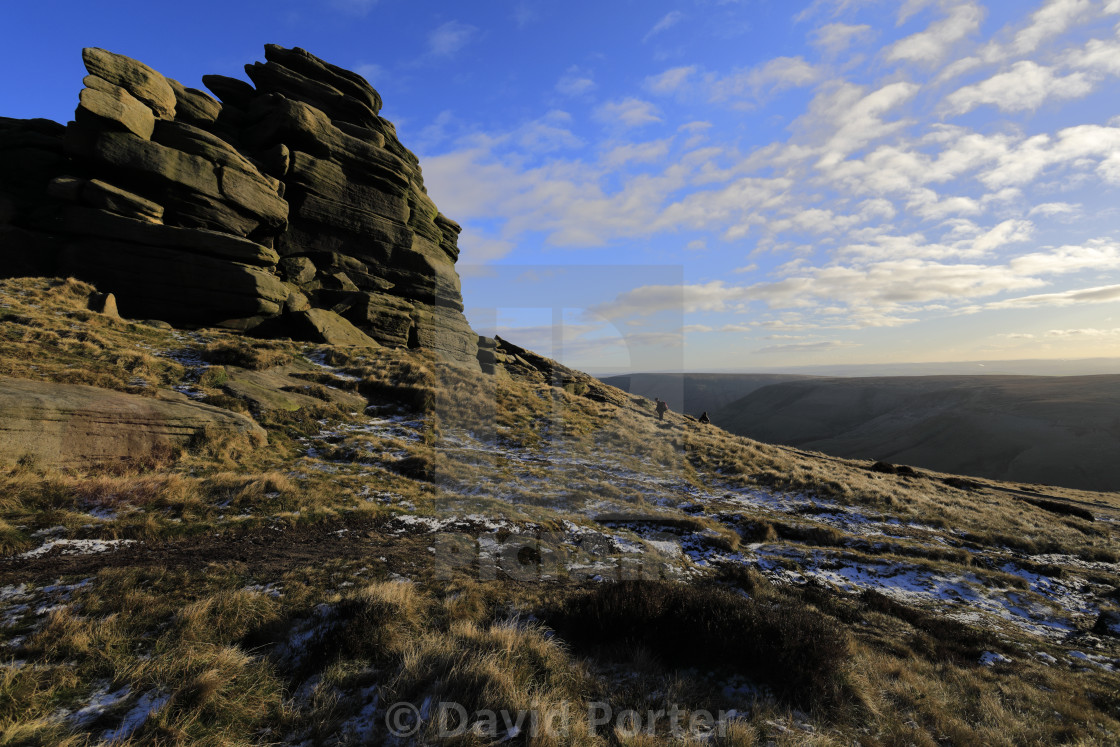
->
[68,683,132,727]
[100,689,171,743]
[244,582,284,598]
[20,539,135,559]
[980,651,1012,667]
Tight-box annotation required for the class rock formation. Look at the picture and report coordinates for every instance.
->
[0,45,481,367]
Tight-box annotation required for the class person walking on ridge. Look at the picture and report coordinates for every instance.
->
[655,398,668,421]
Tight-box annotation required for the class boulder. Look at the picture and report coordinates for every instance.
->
[201,74,258,108]
[279,255,316,284]
[285,308,380,347]
[0,377,265,468]
[167,78,221,127]
[244,60,379,129]
[76,83,156,139]
[87,291,119,317]
[65,125,223,203]
[82,48,176,120]
[152,120,277,187]
[47,177,164,223]
[263,44,382,115]
[222,363,367,412]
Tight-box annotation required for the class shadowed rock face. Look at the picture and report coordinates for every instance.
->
[0,45,481,368]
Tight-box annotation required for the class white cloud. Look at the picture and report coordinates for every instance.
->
[980,124,1120,189]
[972,219,1034,253]
[1029,201,1080,217]
[644,11,684,41]
[794,0,878,23]
[709,57,822,107]
[1012,0,1094,56]
[897,0,939,24]
[943,61,1094,115]
[886,2,983,64]
[985,283,1120,309]
[810,23,874,54]
[555,66,596,96]
[1046,327,1120,336]
[1066,38,1120,76]
[800,81,920,168]
[428,20,478,57]
[458,235,516,263]
[593,98,663,128]
[591,281,750,319]
[515,111,583,151]
[645,66,698,95]
[601,140,672,168]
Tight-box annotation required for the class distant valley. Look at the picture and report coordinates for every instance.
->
[606,373,1120,492]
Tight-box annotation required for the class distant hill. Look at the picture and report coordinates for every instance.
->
[599,373,817,416]
[711,374,1120,492]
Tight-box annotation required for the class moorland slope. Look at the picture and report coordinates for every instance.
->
[710,374,1120,492]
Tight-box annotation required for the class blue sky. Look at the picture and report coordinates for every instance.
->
[6,0,1120,373]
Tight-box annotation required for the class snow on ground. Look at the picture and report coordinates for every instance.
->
[19,539,135,559]
[1,579,92,631]
[67,683,132,727]
[100,689,171,743]
[290,359,1120,648]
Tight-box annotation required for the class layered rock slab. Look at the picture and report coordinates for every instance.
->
[0,44,480,368]
[0,377,265,468]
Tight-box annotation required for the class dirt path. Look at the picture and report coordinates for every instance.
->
[0,517,436,585]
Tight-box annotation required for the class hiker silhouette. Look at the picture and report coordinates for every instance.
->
[655,398,668,421]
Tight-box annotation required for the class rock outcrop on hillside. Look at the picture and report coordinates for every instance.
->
[0,377,265,468]
[0,45,480,367]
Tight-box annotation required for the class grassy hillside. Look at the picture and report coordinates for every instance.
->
[600,373,816,417]
[711,375,1120,492]
[0,277,1118,745]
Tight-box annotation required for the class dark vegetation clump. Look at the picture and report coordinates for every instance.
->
[1020,495,1094,522]
[870,461,918,476]
[942,476,983,491]
[281,382,334,402]
[857,589,999,663]
[392,453,438,482]
[541,580,854,710]
[360,379,435,411]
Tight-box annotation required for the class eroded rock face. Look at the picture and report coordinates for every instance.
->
[0,45,480,367]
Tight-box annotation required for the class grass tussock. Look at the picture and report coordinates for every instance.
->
[200,340,291,371]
